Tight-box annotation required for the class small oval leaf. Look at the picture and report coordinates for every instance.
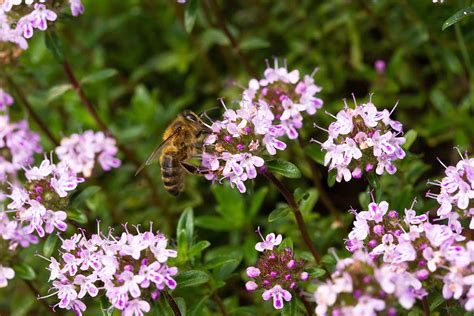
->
[43,234,59,257]
[13,263,36,280]
[175,270,210,288]
[268,207,291,222]
[184,0,198,33]
[266,159,301,179]
[442,7,474,31]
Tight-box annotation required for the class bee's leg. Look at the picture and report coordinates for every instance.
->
[181,161,207,175]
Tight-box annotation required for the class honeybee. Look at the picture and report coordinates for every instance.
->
[136,110,209,196]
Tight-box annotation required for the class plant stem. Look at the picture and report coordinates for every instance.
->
[6,76,59,146]
[299,293,314,316]
[61,59,165,211]
[264,171,321,264]
[212,292,229,316]
[205,0,258,78]
[24,279,56,313]
[297,137,340,221]
[422,297,431,316]
[163,292,182,316]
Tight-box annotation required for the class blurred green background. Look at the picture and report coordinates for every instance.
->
[1,0,473,315]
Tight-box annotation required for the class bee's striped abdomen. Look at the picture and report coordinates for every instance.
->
[161,152,184,196]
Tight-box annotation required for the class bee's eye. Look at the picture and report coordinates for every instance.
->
[185,113,197,122]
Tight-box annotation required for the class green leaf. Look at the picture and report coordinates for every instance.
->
[442,7,474,31]
[298,188,319,214]
[188,295,209,316]
[177,208,194,249]
[212,184,245,228]
[46,84,72,103]
[11,291,35,316]
[81,69,118,85]
[403,129,418,150]
[240,37,270,50]
[70,186,101,209]
[175,270,210,288]
[177,229,188,263]
[195,215,234,231]
[429,293,444,311]
[189,240,211,258]
[278,237,293,250]
[45,30,64,62]
[327,169,337,187]
[184,0,198,33]
[321,254,337,268]
[281,297,297,316]
[305,145,325,165]
[67,208,88,224]
[248,187,268,218]
[204,256,238,270]
[43,234,59,257]
[200,29,229,48]
[268,206,291,222]
[13,263,36,280]
[267,159,301,179]
[174,297,187,316]
[307,267,326,279]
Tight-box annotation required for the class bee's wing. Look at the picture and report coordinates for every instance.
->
[135,127,182,176]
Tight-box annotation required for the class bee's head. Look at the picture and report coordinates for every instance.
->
[181,110,200,123]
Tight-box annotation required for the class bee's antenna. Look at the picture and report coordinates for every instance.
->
[199,107,220,121]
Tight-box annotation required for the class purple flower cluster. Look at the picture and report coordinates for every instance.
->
[243,59,323,140]
[0,0,84,50]
[0,110,42,186]
[202,99,286,193]
[1,156,83,249]
[244,229,309,310]
[317,96,406,182]
[55,130,121,178]
[325,200,474,314]
[42,224,178,316]
[427,150,474,231]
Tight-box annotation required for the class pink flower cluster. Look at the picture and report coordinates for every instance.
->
[317,96,405,182]
[244,59,323,140]
[1,156,83,249]
[427,150,474,231]
[42,224,178,316]
[202,99,287,193]
[322,200,474,314]
[55,130,121,178]
[244,229,309,310]
[314,251,390,316]
[0,110,42,185]
[0,0,84,50]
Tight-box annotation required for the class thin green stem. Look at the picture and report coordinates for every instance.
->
[422,297,431,316]
[6,76,59,146]
[205,0,258,77]
[264,171,322,264]
[24,279,57,313]
[212,292,229,316]
[297,137,341,222]
[163,292,182,316]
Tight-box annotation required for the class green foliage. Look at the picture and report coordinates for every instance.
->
[1,0,473,315]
